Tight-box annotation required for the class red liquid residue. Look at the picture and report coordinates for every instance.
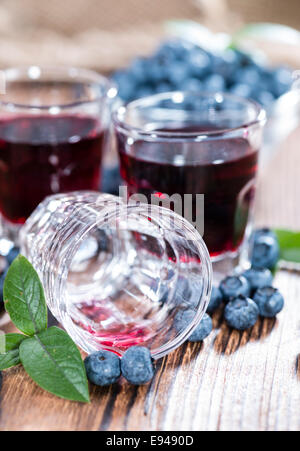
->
[73,300,154,351]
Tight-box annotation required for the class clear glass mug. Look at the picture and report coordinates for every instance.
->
[0,66,117,244]
[113,92,266,278]
[20,191,212,358]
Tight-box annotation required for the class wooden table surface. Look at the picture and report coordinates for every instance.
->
[1,126,300,432]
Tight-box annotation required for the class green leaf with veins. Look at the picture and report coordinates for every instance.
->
[3,255,47,336]
[19,327,90,403]
[0,333,26,370]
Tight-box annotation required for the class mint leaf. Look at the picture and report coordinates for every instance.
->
[3,255,47,335]
[275,229,300,263]
[19,327,90,403]
[0,333,26,370]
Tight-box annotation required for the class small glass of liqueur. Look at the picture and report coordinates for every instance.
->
[0,66,117,245]
[113,92,266,278]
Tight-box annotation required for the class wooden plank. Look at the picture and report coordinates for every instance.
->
[0,126,300,431]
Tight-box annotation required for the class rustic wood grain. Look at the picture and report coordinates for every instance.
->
[1,126,300,431]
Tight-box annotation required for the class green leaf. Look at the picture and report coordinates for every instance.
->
[275,229,300,263]
[3,255,47,336]
[19,327,90,403]
[0,333,26,370]
[4,333,27,351]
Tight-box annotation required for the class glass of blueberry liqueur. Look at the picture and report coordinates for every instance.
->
[113,92,266,277]
[20,191,212,357]
[0,66,117,244]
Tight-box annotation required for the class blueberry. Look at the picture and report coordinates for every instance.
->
[251,235,280,269]
[121,346,154,385]
[174,309,212,341]
[212,50,239,79]
[174,308,194,333]
[187,48,211,77]
[224,295,259,331]
[155,82,173,94]
[204,74,226,92]
[135,85,154,99]
[96,229,110,252]
[181,78,203,92]
[252,228,278,242]
[219,275,250,302]
[6,246,20,265]
[0,372,2,391]
[129,58,149,83]
[234,50,254,67]
[166,61,190,87]
[154,40,191,63]
[272,66,292,97]
[242,268,273,294]
[146,60,167,83]
[207,286,223,313]
[253,286,284,318]
[234,67,260,87]
[84,350,121,386]
[189,313,213,342]
[111,71,135,102]
[173,276,192,305]
[102,166,121,195]
[254,90,275,108]
[229,83,252,98]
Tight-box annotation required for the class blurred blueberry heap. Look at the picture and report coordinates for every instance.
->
[112,40,293,108]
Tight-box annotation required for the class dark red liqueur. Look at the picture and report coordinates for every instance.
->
[117,124,258,257]
[0,115,105,224]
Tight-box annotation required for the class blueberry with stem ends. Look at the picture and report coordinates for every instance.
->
[219,275,250,302]
[252,228,278,243]
[207,286,223,314]
[251,235,279,269]
[174,310,213,341]
[121,346,154,385]
[84,350,121,387]
[224,296,259,331]
[242,268,273,295]
[253,286,284,318]
[189,314,213,342]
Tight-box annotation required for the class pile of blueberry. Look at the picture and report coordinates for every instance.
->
[111,39,293,108]
[205,228,283,332]
[0,229,283,389]
[85,346,154,387]
[84,228,283,388]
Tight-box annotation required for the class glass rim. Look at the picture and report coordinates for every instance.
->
[0,65,117,111]
[113,91,267,140]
